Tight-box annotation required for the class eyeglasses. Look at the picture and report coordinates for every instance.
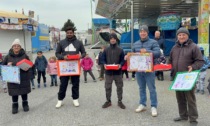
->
[13,45,21,48]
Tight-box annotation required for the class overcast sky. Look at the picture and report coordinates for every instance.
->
[1,0,103,31]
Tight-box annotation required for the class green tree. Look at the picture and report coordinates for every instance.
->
[61,19,77,31]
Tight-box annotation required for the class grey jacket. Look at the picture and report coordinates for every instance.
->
[56,36,86,60]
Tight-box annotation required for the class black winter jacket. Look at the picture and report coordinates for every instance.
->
[2,49,31,96]
[102,44,125,75]
[55,36,86,60]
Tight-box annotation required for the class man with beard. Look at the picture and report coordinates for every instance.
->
[55,27,86,108]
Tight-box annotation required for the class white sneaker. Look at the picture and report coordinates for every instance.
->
[55,100,63,108]
[135,104,146,113]
[151,107,158,117]
[73,99,79,107]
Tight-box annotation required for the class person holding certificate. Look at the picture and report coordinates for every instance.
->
[125,25,161,117]
[2,39,31,114]
[168,27,204,126]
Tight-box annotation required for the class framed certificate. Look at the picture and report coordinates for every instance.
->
[57,60,81,76]
[127,53,153,72]
[1,65,20,84]
[169,70,200,91]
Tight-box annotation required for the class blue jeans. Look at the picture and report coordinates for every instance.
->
[50,75,57,84]
[136,72,157,108]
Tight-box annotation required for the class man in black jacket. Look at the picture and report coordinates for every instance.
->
[154,31,165,51]
[101,33,126,109]
[55,27,86,108]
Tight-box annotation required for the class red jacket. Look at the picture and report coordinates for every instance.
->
[81,57,93,71]
[121,62,127,70]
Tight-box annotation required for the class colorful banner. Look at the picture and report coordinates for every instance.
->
[198,0,209,56]
[0,24,22,30]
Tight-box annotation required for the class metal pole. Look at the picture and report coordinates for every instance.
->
[23,29,26,51]
[131,0,134,49]
[90,0,94,45]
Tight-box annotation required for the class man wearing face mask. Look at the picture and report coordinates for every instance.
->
[55,27,86,108]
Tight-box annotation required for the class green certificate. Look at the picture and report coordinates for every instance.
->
[169,70,200,91]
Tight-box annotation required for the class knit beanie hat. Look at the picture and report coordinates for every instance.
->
[12,38,21,47]
[176,27,190,36]
[109,33,118,40]
[139,25,149,33]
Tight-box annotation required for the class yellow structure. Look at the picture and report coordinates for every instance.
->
[0,10,28,18]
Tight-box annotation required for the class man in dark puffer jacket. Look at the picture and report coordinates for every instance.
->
[101,33,126,109]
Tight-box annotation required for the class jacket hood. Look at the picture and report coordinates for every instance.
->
[9,48,26,57]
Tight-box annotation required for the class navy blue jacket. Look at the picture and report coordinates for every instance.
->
[35,56,48,72]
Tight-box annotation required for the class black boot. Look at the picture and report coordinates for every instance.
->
[157,74,160,80]
[12,102,18,114]
[22,101,29,112]
[55,81,58,86]
[50,82,54,87]
[160,75,164,81]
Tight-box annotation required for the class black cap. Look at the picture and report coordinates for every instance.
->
[109,33,118,40]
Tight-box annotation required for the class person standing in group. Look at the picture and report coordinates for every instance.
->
[47,56,58,87]
[101,33,126,109]
[55,27,86,108]
[81,54,96,83]
[34,51,48,88]
[168,27,204,126]
[0,53,7,93]
[28,65,36,89]
[154,30,165,52]
[121,58,129,80]
[125,25,160,117]
[2,39,31,114]
[196,47,210,94]
[155,49,166,81]
[98,46,106,81]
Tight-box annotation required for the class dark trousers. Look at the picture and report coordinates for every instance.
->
[105,74,123,102]
[50,75,57,84]
[176,87,198,122]
[12,94,28,102]
[30,79,35,86]
[156,71,164,78]
[83,70,96,81]
[58,76,80,100]
[37,71,46,84]
[132,72,135,78]
[122,70,129,78]
[100,64,105,78]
